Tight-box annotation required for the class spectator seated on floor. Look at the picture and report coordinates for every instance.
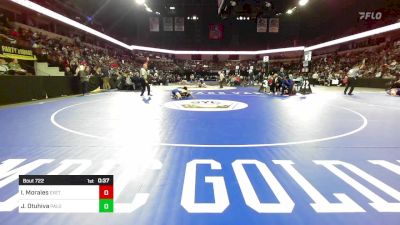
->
[387,76,400,96]
[116,72,127,90]
[180,79,189,85]
[7,59,26,75]
[387,88,400,96]
[292,75,304,91]
[171,86,192,100]
[198,78,207,88]
[389,76,400,88]
[281,76,295,95]
[234,75,241,86]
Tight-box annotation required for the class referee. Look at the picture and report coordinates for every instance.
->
[344,62,364,95]
[140,58,152,96]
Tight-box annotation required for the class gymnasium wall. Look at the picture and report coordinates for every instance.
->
[0,76,103,105]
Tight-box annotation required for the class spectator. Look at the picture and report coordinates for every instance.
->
[0,12,10,28]
[75,65,90,95]
[219,70,225,88]
[269,74,277,95]
[281,76,294,95]
[387,76,400,96]
[0,59,9,75]
[64,66,73,76]
[8,59,26,75]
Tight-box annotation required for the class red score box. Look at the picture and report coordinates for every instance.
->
[99,185,114,199]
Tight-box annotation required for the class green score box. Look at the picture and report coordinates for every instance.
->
[99,199,114,213]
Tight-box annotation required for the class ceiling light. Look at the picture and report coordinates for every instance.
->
[11,0,130,49]
[146,7,152,12]
[187,16,190,20]
[169,6,175,10]
[230,1,237,7]
[286,9,293,14]
[305,22,400,51]
[135,0,145,5]
[156,12,160,15]
[299,0,309,6]
[247,17,250,20]
[265,1,272,8]
[11,0,400,55]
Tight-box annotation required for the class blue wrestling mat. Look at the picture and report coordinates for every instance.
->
[0,87,399,225]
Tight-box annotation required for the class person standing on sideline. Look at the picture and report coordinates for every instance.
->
[140,58,152,96]
[76,64,90,96]
[101,66,111,90]
[219,70,225,88]
[312,72,319,87]
[344,62,364,95]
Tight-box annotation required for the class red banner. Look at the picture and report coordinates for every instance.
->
[209,24,223,40]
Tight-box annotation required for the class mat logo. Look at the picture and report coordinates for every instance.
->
[1,159,400,214]
[181,159,400,213]
[164,99,248,111]
[193,91,262,95]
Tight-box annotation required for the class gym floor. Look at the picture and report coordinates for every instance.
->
[0,86,399,225]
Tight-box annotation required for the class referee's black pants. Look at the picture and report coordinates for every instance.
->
[141,80,150,96]
[344,77,355,95]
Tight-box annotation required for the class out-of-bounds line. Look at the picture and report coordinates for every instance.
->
[343,97,400,110]
[51,99,368,148]
[50,100,105,140]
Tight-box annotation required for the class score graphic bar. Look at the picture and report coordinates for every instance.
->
[19,175,113,213]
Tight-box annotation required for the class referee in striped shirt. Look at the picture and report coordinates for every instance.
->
[140,58,152,96]
[344,62,364,95]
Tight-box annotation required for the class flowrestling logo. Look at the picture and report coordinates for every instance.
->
[164,99,248,111]
[359,11,382,20]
